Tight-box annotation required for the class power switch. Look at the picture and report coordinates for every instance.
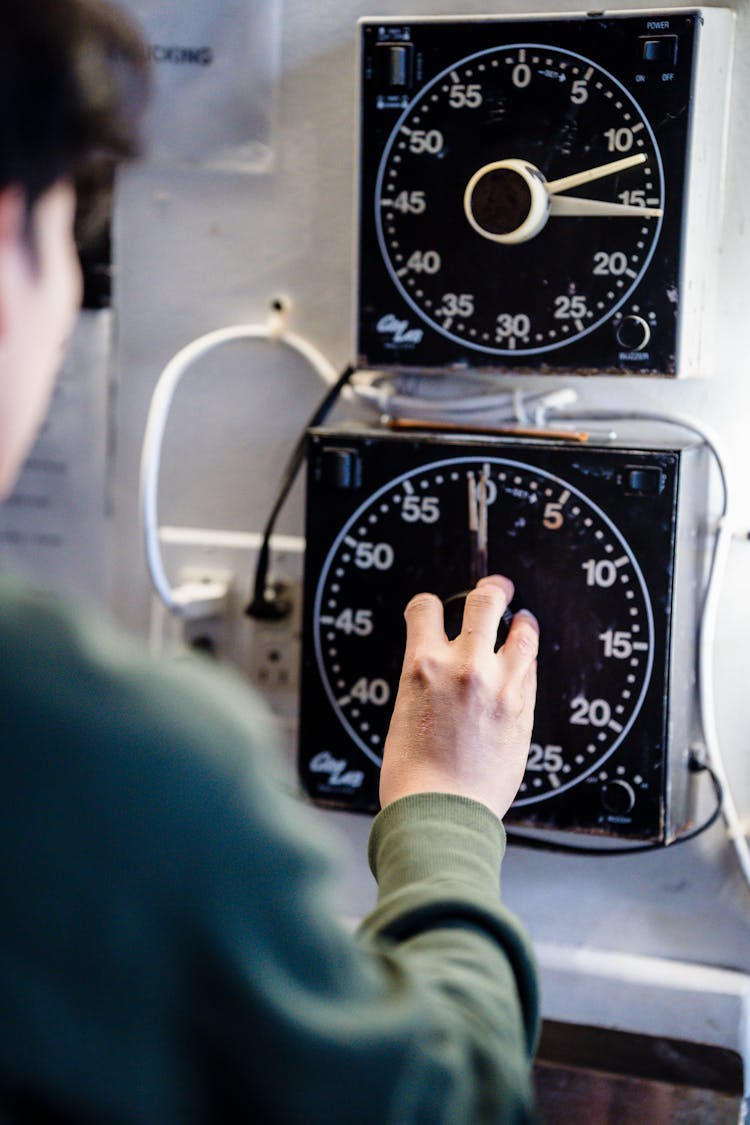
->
[317,447,362,491]
[376,42,414,89]
[641,35,678,65]
[624,466,666,496]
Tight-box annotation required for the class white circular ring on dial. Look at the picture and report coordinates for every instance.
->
[375,43,665,356]
[313,456,655,804]
[463,159,551,244]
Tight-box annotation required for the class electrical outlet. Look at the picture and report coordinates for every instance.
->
[149,528,305,718]
[179,566,238,659]
[244,578,302,719]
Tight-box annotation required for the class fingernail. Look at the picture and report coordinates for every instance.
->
[478,574,514,599]
[515,608,540,630]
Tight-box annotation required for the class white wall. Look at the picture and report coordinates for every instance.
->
[107,0,750,1060]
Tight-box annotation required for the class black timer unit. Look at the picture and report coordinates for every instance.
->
[356,10,732,377]
[299,427,707,843]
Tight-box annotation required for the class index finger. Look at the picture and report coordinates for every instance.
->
[403,591,448,656]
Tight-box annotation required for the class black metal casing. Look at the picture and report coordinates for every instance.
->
[357,12,700,376]
[299,426,705,842]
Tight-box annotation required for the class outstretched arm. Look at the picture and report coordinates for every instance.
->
[3,574,541,1123]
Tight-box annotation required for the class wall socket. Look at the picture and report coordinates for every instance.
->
[244,577,302,720]
[148,529,304,720]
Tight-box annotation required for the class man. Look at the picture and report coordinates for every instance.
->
[0,2,541,1121]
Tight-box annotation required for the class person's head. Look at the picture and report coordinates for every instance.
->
[0,0,149,499]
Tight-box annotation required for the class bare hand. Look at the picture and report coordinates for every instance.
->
[379,575,539,821]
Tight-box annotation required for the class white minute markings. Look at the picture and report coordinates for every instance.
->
[315,457,653,804]
[375,43,664,357]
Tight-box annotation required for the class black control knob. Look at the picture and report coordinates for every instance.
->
[616,315,651,351]
[601,779,636,815]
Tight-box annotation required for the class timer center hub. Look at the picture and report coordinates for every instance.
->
[464,158,550,245]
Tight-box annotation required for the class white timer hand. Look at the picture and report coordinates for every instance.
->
[550,195,662,218]
[545,153,647,195]
[467,468,488,585]
[463,153,657,245]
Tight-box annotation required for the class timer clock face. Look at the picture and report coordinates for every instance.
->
[357,13,699,375]
[299,430,684,840]
[376,43,663,356]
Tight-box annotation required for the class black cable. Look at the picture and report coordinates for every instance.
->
[246,362,356,619]
[505,758,724,856]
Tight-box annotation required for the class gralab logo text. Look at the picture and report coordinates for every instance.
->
[309,751,365,790]
[376,314,423,348]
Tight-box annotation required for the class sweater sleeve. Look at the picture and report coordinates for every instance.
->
[363,792,539,1056]
[0,576,540,1125]
[188,775,541,1125]
[140,660,541,1123]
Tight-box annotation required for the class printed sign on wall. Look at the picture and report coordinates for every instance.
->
[122,0,282,171]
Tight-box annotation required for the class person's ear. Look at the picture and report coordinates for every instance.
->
[0,187,27,248]
[0,187,30,337]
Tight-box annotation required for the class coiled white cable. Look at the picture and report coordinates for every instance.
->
[550,406,750,892]
[139,311,338,616]
[355,372,749,887]
[351,371,579,426]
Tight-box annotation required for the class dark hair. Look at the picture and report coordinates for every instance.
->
[0,0,150,244]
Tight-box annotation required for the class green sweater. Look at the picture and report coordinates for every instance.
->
[0,575,539,1123]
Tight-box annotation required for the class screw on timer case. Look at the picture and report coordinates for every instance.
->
[356,10,733,377]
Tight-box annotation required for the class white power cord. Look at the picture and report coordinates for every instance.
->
[356,370,749,887]
[351,370,578,426]
[139,307,338,616]
[547,405,750,892]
